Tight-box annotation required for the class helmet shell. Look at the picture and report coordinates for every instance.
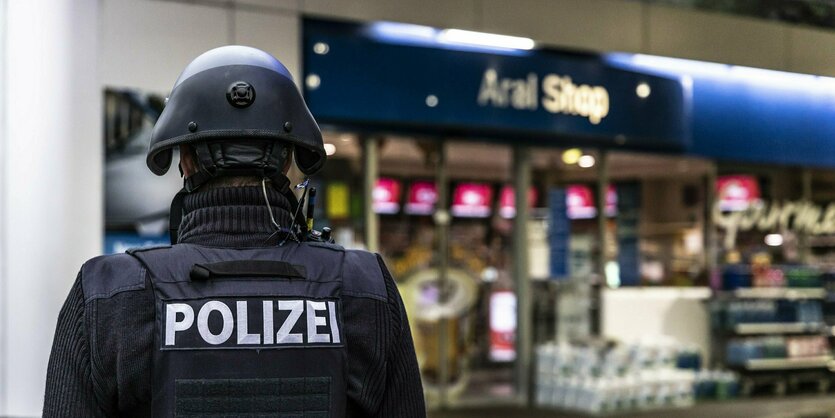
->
[147,46,326,176]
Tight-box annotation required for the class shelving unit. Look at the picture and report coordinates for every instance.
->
[731,288,826,300]
[710,285,833,397]
[744,356,833,371]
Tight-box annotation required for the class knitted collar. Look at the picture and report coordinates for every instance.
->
[177,186,297,247]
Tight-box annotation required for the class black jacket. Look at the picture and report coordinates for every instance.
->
[43,186,426,417]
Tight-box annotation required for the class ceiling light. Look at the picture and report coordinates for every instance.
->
[562,148,582,165]
[437,29,535,50]
[765,233,783,247]
[324,143,336,156]
[578,155,596,168]
[312,42,330,55]
[636,82,651,98]
[369,21,436,41]
[305,74,321,89]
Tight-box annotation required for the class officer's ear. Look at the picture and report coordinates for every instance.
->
[179,145,199,178]
[282,148,294,175]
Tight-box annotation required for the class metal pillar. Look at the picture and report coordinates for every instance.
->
[800,168,813,263]
[593,150,609,336]
[513,146,532,405]
[434,142,450,408]
[362,137,379,252]
[704,163,718,282]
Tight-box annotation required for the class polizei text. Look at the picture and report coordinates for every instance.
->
[163,298,341,349]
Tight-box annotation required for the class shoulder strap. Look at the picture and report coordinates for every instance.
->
[168,188,187,244]
[342,250,387,301]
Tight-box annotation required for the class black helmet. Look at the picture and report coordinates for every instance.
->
[147,45,326,189]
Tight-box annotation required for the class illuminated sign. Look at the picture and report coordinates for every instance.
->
[452,183,493,218]
[477,69,610,125]
[566,185,617,220]
[717,175,761,212]
[715,200,835,249]
[305,19,688,153]
[373,178,401,214]
[489,290,516,362]
[405,181,438,215]
[499,185,538,218]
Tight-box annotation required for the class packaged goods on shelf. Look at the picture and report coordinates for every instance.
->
[725,335,830,366]
[721,264,822,291]
[718,300,823,329]
[693,370,739,401]
[534,340,722,414]
[726,336,786,366]
[785,267,822,288]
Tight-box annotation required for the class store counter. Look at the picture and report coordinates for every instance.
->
[602,287,712,363]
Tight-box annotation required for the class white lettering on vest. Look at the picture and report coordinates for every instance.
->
[163,298,342,348]
[165,303,194,346]
[306,301,330,344]
[277,300,304,344]
[197,301,234,345]
[328,301,341,344]
[236,301,260,344]
[263,300,274,345]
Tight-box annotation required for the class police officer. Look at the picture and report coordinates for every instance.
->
[43,46,426,417]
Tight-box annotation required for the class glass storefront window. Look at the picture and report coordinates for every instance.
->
[376,139,520,406]
[607,152,712,287]
[315,133,525,407]
[533,149,712,288]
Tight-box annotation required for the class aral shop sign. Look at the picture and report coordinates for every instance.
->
[304,19,689,151]
[476,69,610,125]
[715,200,835,249]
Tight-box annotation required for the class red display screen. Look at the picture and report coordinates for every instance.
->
[451,183,493,218]
[373,177,402,214]
[717,175,761,211]
[498,185,539,218]
[566,184,617,219]
[405,181,438,215]
[489,290,517,362]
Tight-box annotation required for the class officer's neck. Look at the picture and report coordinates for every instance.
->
[177,186,296,247]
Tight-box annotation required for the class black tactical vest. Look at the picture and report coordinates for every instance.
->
[127,242,358,418]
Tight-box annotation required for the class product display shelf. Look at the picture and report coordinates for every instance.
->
[744,355,833,371]
[733,322,826,335]
[710,282,834,397]
[723,287,826,300]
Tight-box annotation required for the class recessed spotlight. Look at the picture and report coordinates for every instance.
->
[305,74,321,89]
[636,82,651,99]
[313,42,330,55]
[578,155,596,168]
[765,233,783,247]
[562,148,582,165]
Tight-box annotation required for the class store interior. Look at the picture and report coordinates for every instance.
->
[292,125,835,415]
